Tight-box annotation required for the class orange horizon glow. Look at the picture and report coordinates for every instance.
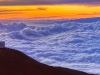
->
[0,4,100,20]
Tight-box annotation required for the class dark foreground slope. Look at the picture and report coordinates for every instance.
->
[0,48,95,75]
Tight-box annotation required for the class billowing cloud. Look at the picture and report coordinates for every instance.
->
[0,0,100,5]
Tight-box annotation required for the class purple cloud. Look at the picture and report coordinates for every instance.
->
[0,0,100,5]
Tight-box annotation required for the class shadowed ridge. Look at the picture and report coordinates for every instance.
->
[0,48,40,64]
[0,48,96,75]
[56,67,96,75]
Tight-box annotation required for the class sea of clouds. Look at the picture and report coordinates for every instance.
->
[0,21,100,74]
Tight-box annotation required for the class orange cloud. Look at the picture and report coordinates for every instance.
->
[36,7,47,11]
[0,5,100,20]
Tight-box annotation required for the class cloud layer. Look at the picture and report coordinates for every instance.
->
[0,0,100,5]
[0,20,100,74]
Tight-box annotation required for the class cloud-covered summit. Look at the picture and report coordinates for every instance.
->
[0,0,100,5]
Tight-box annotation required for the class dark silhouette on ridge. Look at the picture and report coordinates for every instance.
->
[0,48,96,75]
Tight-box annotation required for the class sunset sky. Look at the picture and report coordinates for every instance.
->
[0,0,100,20]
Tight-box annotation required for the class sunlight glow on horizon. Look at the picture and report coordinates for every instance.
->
[0,4,100,20]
